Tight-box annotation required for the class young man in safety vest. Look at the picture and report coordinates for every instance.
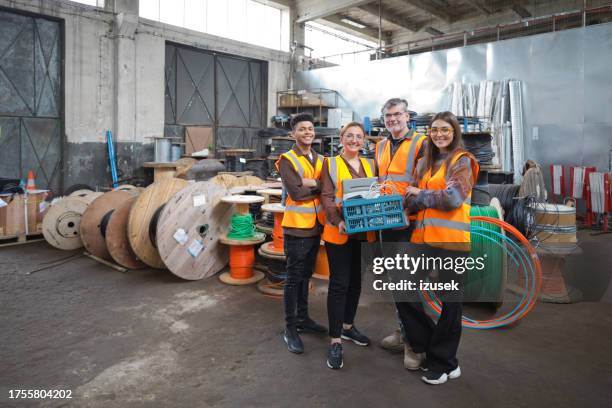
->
[275,113,327,354]
[375,98,427,366]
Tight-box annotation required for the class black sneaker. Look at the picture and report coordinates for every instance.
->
[327,343,343,369]
[283,326,304,354]
[296,317,327,334]
[341,326,370,346]
[421,366,461,385]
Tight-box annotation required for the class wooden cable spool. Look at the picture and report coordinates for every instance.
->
[42,192,103,250]
[80,190,138,261]
[113,184,142,192]
[127,178,189,269]
[106,195,146,269]
[218,194,266,285]
[259,203,285,256]
[69,189,95,197]
[210,174,238,189]
[174,157,198,179]
[156,181,233,280]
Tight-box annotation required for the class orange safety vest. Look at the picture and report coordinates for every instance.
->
[375,130,426,196]
[321,156,376,245]
[276,149,326,229]
[410,151,479,251]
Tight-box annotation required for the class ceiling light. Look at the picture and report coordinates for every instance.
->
[341,18,367,29]
[425,27,444,36]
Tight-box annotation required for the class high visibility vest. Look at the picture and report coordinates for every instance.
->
[275,150,326,229]
[410,151,479,251]
[375,130,426,196]
[321,156,376,245]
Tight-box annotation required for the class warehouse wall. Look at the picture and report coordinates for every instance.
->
[0,0,291,191]
[295,22,612,179]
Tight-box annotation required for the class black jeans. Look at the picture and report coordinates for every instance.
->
[395,250,464,374]
[396,296,462,374]
[283,235,320,326]
[325,239,363,339]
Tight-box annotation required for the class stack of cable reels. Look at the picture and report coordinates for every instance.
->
[156,181,233,280]
[531,203,577,251]
[257,202,287,297]
[80,189,141,261]
[128,178,189,269]
[42,190,103,250]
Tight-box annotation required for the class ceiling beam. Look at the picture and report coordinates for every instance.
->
[400,0,453,23]
[295,0,372,23]
[464,0,493,15]
[319,14,384,43]
[358,3,423,32]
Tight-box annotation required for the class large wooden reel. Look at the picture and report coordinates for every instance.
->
[106,195,146,269]
[127,178,189,269]
[157,181,233,280]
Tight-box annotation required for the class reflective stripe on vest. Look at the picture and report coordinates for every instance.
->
[414,218,471,231]
[285,205,323,213]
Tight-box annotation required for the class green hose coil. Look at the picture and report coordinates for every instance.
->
[227,213,256,240]
[467,205,505,305]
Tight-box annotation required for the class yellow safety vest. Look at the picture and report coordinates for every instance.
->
[322,156,376,245]
[375,130,426,197]
[410,151,479,251]
[276,150,326,229]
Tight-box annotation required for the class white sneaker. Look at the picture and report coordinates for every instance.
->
[403,344,425,370]
[421,366,461,385]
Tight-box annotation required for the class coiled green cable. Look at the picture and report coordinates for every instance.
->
[227,213,256,240]
[467,205,505,304]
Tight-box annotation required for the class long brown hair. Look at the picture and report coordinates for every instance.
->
[418,111,466,178]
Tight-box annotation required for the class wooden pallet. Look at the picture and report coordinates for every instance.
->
[0,233,45,247]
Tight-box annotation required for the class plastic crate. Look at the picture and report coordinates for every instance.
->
[342,194,407,234]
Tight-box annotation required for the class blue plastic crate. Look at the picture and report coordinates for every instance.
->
[342,194,407,234]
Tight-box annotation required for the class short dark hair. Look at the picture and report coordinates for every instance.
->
[381,98,408,113]
[290,113,314,130]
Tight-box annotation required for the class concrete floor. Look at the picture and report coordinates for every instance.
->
[1,233,612,408]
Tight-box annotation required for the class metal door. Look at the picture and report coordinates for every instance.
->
[164,43,267,153]
[0,9,62,192]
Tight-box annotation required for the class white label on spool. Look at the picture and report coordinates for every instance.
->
[173,228,189,245]
[187,239,204,257]
[39,201,47,213]
[192,194,207,207]
[239,157,246,164]
[0,198,6,208]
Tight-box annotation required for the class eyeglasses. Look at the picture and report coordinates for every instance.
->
[429,127,453,135]
[342,133,364,141]
[384,112,406,120]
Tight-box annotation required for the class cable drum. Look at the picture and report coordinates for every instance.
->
[488,184,521,217]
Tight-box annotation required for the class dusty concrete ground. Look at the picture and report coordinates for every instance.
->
[1,232,612,408]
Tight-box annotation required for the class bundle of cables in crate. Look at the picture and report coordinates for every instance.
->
[342,181,407,234]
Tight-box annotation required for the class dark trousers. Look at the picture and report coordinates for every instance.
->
[283,235,320,326]
[325,239,363,338]
[396,298,462,374]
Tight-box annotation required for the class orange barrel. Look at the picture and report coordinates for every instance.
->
[229,245,256,279]
[313,242,330,280]
[272,212,284,251]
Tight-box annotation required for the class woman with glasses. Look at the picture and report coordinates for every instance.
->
[320,122,376,369]
[402,111,479,385]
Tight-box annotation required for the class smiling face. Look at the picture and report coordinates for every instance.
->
[292,120,315,148]
[340,125,365,155]
[429,119,454,152]
[383,103,410,137]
